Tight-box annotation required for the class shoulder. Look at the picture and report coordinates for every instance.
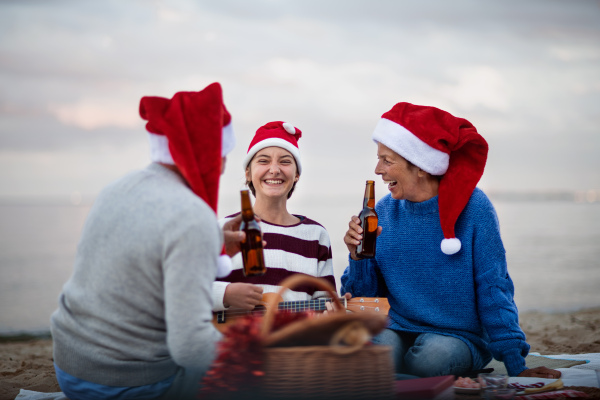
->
[465,188,496,213]
[462,187,500,224]
[291,216,332,245]
[298,215,326,229]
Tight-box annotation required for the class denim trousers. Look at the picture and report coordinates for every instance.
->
[372,328,472,378]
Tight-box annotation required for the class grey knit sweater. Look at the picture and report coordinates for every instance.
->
[51,163,222,387]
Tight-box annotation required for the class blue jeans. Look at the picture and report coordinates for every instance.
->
[372,329,472,378]
[55,364,203,400]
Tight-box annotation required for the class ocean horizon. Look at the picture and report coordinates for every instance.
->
[1,192,599,334]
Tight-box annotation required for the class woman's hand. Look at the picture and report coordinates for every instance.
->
[324,292,352,314]
[223,283,263,310]
[343,216,382,260]
[517,366,561,379]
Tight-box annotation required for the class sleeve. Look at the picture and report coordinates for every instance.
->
[340,256,382,298]
[211,281,230,311]
[211,216,232,312]
[163,206,223,371]
[472,199,530,376]
[312,227,336,299]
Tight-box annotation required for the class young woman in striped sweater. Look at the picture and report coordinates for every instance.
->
[212,121,336,312]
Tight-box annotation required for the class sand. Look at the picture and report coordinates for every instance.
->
[0,308,599,400]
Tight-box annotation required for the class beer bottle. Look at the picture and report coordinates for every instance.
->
[240,189,266,276]
[356,180,378,259]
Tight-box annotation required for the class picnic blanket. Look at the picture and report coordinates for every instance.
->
[486,353,600,388]
[14,353,600,399]
[486,354,587,374]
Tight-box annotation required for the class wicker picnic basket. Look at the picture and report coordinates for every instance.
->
[260,274,395,400]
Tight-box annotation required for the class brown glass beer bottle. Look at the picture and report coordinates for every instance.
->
[240,189,266,276]
[356,180,378,259]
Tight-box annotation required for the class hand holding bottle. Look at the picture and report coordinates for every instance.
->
[344,215,382,261]
[222,213,266,258]
[344,180,382,261]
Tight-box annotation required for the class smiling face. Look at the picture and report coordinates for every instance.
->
[246,146,299,200]
[374,142,422,201]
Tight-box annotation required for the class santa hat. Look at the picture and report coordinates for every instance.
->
[242,121,302,174]
[139,82,233,277]
[372,102,488,255]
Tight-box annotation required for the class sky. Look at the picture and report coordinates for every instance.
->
[1,0,599,210]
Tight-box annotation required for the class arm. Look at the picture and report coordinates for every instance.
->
[312,227,336,299]
[212,214,263,311]
[471,199,534,376]
[340,215,383,297]
[163,210,222,371]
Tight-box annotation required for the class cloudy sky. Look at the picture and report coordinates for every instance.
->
[1,0,599,209]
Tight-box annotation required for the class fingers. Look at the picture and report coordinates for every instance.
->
[223,230,245,257]
[223,230,244,243]
[518,367,562,379]
[344,216,362,255]
[224,283,264,310]
[349,215,363,234]
[376,226,383,236]
[342,292,352,300]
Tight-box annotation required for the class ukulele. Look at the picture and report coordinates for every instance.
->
[212,292,389,332]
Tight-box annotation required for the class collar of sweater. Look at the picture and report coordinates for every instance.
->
[403,195,439,215]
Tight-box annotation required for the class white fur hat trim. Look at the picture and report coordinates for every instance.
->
[148,133,175,165]
[372,118,449,176]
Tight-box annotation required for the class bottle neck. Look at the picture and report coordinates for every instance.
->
[363,182,375,209]
[241,190,255,221]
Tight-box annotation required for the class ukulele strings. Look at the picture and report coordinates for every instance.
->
[219,300,385,318]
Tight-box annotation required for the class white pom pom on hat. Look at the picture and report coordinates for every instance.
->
[217,254,233,278]
[372,102,489,255]
[282,122,296,134]
[441,238,461,255]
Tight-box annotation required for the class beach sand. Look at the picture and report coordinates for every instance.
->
[1,308,599,400]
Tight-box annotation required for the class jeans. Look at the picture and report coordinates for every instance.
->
[157,367,206,400]
[372,329,472,378]
[55,363,203,400]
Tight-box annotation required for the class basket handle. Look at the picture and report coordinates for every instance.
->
[328,320,371,355]
[260,274,344,338]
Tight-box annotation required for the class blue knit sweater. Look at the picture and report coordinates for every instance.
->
[341,188,530,376]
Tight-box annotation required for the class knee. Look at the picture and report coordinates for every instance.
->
[371,329,404,372]
[405,334,472,377]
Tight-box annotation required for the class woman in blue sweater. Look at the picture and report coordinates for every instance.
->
[341,102,561,379]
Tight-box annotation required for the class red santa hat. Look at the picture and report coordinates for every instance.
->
[242,121,302,174]
[372,102,488,255]
[139,82,234,277]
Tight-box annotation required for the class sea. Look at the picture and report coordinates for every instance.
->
[1,194,599,334]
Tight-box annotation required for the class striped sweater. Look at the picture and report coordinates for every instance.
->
[212,213,335,311]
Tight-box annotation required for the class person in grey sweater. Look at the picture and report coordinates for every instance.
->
[51,83,239,400]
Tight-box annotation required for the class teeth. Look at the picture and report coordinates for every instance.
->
[265,180,283,184]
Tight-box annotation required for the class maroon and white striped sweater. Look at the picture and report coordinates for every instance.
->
[212,213,335,311]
